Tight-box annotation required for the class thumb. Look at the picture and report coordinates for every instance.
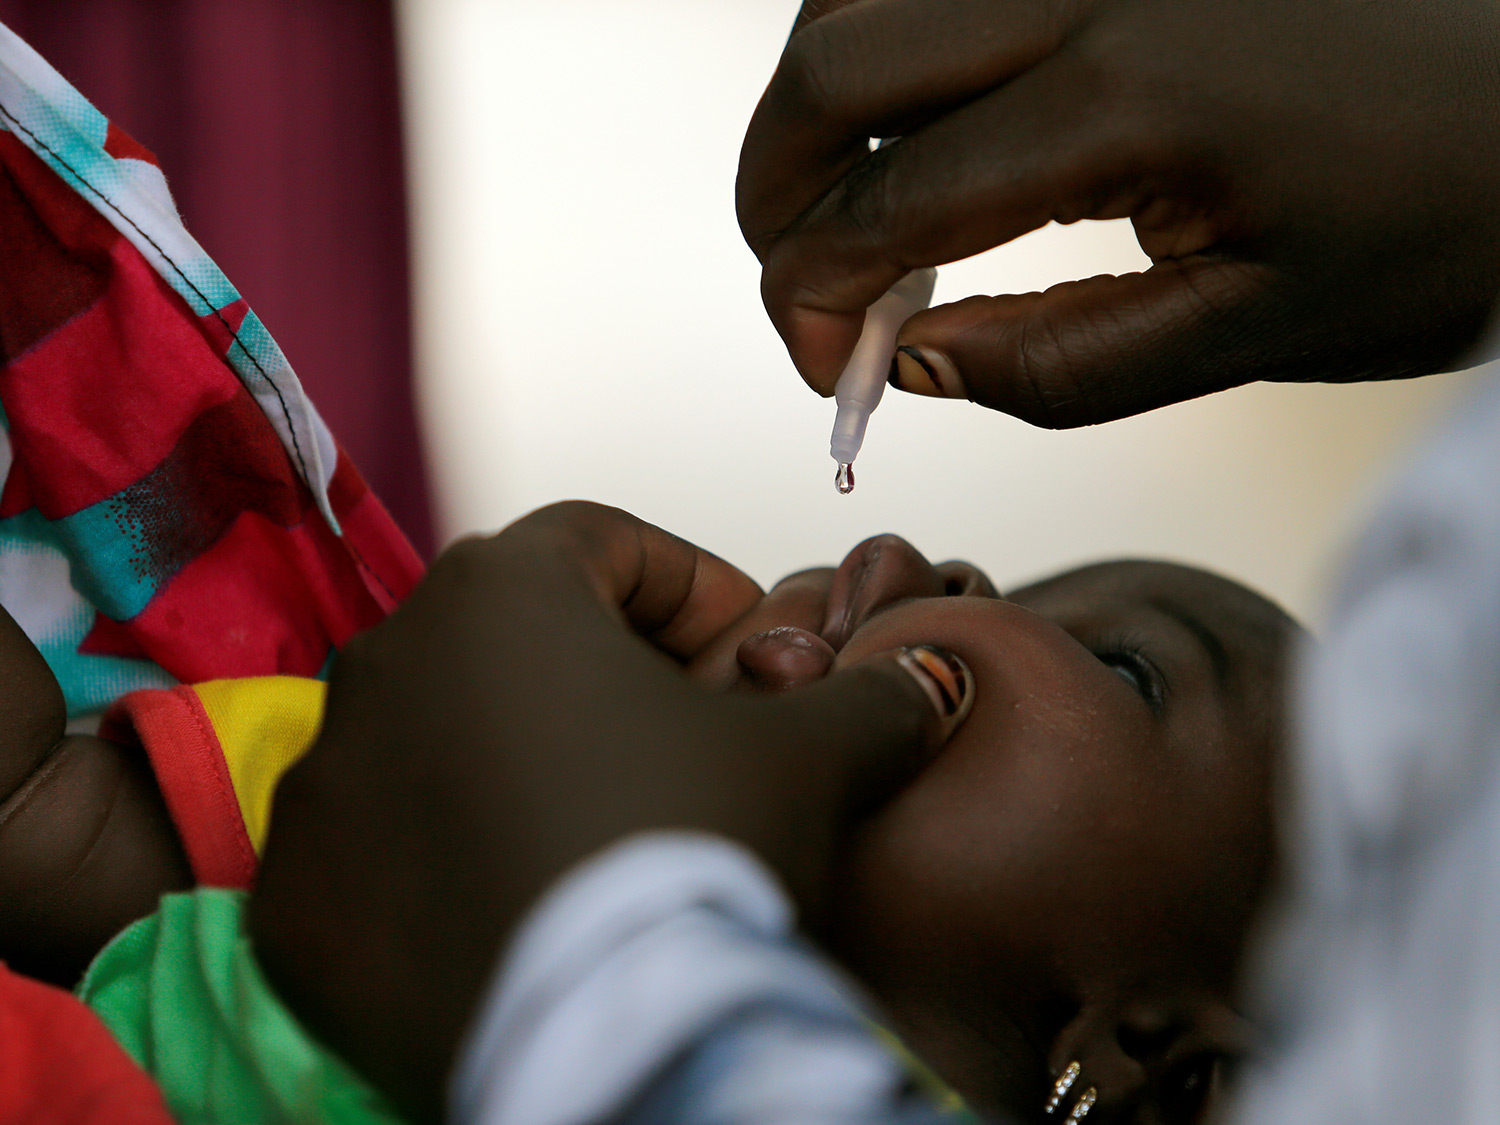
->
[891,257,1277,428]
[772,645,975,819]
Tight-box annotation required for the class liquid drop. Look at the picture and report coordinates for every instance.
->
[835,462,855,495]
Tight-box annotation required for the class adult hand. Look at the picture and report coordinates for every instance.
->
[247,501,971,1121]
[739,0,1500,427]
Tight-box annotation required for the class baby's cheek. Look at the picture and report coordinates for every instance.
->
[835,598,1157,777]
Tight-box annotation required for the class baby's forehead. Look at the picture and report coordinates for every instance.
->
[1006,559,1297,661]
[1012,558,1230,604]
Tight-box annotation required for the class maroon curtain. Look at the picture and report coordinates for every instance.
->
[0,0,435,557]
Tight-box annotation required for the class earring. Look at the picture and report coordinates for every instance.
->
[1044,1061,1097,1120]
[1068,1087,1098,1121]
[1044,1062,1079,1114]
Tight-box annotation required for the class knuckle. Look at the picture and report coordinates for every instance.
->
[776,20,862,132]
[1008,310,1093,429]
[831,150,896,251]
[429,532,494,581]
[500,500,625,559]
[502,500,649,587]
[525,499,619,537]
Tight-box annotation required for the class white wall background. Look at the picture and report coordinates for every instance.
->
[396,0,1474,627]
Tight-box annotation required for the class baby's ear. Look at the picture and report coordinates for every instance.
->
[0,602,65,799]
[1048,999,1251,1124]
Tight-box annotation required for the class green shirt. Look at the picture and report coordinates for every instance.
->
[78,889,403,1125]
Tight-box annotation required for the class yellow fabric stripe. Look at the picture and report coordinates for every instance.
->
[190,677,327,855]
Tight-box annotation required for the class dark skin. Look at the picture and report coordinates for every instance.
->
[0,607,191,986]
[247,503,1293,1124]
[249,502,963,1122]
[0,505,1289,1125]
[0,508,953,998]
[687,537,1294,1123]
[738,0,1500,427]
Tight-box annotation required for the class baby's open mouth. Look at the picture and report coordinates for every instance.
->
[729,536,961,692]
[689,535,996,693]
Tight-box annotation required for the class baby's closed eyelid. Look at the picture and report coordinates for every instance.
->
[1098,648,1164,708]
[1087,636,1167,713]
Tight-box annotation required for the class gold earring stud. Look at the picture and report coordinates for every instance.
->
[1045,1061,1081,1114]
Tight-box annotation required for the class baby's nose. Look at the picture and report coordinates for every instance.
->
[822,534,946,649]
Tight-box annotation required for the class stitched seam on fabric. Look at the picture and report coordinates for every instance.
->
[342,533,398,605]
[179,688,257,882]
[0,100,313,487]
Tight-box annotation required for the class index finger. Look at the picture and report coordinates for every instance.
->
[737,0,1081,386]
[493,501,764,661]
[739,0,1071,260]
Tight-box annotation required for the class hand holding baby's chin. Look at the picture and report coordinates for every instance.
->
[247,501,970,1121]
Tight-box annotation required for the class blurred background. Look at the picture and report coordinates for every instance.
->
[3,0,1477,626]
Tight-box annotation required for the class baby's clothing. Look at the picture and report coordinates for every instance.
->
[77,675,381,1123]
[81,889,399,1125]
[102,676,327,888]
[450,833,969,1125]
[0,960,173,1123]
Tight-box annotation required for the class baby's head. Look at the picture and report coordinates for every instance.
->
[689,536,1298,1124]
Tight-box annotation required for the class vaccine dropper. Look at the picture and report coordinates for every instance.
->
[829,265,938,494]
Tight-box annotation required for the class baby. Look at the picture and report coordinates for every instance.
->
[686,533,1295,1122]
[0,519,1295,1124]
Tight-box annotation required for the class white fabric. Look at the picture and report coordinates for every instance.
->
[1232,363,1500,1124]
[449,833,937,1125]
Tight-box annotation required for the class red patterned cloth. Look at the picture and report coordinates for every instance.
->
[0,21,423,715]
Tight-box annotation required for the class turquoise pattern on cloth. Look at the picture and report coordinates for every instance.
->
[0,21,423,716]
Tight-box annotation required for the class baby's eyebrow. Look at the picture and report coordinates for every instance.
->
[1148,597,1231,688]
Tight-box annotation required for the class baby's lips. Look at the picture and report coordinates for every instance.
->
[895,645,976,737]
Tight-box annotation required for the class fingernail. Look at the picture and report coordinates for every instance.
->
[891,346,965,399]
[896,645,974,725]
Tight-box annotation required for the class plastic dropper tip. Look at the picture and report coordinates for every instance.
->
[835,462,855,495]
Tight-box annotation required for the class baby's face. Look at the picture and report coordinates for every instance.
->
[689,536,1294,1123]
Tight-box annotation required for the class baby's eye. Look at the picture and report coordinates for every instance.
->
[1096,648,1164,710]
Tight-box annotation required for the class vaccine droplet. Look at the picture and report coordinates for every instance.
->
[835,462,855,495]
